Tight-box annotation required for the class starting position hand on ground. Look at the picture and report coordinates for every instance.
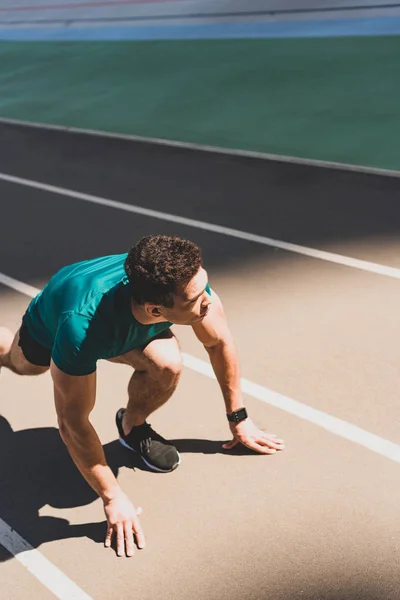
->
[222,418,285,454]
[103,491,145,557]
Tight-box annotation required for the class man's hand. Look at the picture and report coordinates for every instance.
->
[222,418,285,454]
[103,491,145,557]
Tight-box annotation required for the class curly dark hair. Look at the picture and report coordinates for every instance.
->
[125,235,203,307]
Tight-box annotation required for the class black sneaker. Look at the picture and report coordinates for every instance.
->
[115,408,181,473]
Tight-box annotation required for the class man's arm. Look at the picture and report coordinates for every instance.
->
[50,361,145,556]
[192,289,284,455]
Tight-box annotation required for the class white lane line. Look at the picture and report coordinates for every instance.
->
[182,354,400,464]
[0,271,42,298]
[2,272,400,465]
[1,171,400,280]
[0,518,93,600]
[1,116,400,178]
[0,275,93,600]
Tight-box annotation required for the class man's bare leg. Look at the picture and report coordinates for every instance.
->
[109,331,182,434]
[0,327,49,376]
[110,331,183,472]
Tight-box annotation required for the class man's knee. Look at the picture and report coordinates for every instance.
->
[147,337,183,386]
[152,352,182,386]
[162,353,183,380]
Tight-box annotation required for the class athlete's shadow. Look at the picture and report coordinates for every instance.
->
[0,414,143,562]
[0,415,251,562]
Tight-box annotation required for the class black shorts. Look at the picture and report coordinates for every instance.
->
[19,317,52,367]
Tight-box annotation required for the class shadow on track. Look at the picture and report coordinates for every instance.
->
[0,414,110,561]
[0,415,253,562]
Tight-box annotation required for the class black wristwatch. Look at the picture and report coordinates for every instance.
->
[227,407,248,424]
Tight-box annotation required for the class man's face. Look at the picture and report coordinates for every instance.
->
[161,267,212,325]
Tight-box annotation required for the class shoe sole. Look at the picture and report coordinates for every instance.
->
[118,437,181,473]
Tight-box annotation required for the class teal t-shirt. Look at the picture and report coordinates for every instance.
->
[24,253,172,376]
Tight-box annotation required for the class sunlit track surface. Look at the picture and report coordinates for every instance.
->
[1,121,400,600]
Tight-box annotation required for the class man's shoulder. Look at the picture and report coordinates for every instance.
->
[46,253,129,313]
[52,253,128,288]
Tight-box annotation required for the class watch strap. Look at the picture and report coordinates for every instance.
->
[227,407,248,423]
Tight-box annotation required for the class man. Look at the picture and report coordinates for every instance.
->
[0,234,284,557]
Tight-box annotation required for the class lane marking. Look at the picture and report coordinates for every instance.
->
[0,518,93,600]
[0,271,42,298]
[2,272,400,465]
[182,354,400,464]
[1,171,400,280]
[0,117,399,179]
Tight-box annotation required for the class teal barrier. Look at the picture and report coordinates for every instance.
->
[0,37,399,170]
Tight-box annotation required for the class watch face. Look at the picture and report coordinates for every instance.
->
[236,408,246,421]
[228,408,247,423]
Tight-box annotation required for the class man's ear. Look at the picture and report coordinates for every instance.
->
[144,303,162,318]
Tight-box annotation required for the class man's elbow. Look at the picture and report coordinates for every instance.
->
[57,413,90,444]
[204,338,227,355]
[57,416,74,446]
[57,415,76,443]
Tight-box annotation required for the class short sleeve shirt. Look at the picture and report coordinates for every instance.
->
[24,253,172,376]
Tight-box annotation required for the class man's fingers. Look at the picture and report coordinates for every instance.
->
[223,431,284,454]
[259,436,285,450]
[239,437,278,454]
[132,516,146,549]
[262,432,285,445]
[248,442,277,455]
[116,523,125,557]
[265,434,285,445]
[222,438,238,450]
[104,526,113,548]
[124,522,135,558]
